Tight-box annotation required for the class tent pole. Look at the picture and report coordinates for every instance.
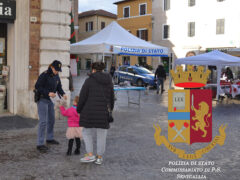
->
[117,55,119,67]
[169,59,175,90]
[169,53,173,89]
[216,65,221,100]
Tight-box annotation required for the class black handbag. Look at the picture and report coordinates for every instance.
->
[107,104,114,123]
[33,89,41,103]
[100,86,114,123]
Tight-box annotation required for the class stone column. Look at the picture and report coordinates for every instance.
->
[40,0,71,119]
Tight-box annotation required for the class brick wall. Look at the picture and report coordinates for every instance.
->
[29,0,41,90]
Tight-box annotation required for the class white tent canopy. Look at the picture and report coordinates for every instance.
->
[70,21,168,57]
[175,50,240,66]
[174,50,240,99]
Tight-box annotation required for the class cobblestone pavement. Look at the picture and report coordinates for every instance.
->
[0,74,239,180]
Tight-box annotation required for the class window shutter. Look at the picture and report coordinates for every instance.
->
[164,0,170,11]
[86,22,88,32]
[137,30,139,38]
[90,22,93,31]
[164,25,169,39]
[101,22,105,29]
[140,4,146,15]
[124,7,129,18]
[216,19,224,34]
[164,0,167,10]
[189,0,195,7]
[145,29,148,41]
[192,22,195,36]
[167,0,170,10]
[188,22,190,37]
[188,22,195,37]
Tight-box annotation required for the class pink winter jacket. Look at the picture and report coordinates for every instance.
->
[59,105,80,127]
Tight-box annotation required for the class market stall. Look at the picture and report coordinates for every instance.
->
[173,50,240,100]
[70,21,169,60]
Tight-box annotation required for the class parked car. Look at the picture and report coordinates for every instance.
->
[113,65,156,87]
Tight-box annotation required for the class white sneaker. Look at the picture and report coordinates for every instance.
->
[80,154,96,163]
[95,157,103,165]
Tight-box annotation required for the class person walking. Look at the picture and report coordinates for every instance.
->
[110,64,116,77]
[226,67,233,81]
[154,64,166,94]
[77,62,114,165]
[35,60,67,153]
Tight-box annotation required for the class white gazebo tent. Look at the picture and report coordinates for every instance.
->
[174,50,240,99]
[70,21,169,63]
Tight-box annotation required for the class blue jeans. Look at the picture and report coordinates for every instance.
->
[37,98,55,146]
[157,77,164,93]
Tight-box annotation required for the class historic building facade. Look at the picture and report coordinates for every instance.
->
[78,9,117,70]
[152,0,240,60]
[0,0,71,118]
[114,0,153,68]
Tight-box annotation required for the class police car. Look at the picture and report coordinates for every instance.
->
[113,65,156,87]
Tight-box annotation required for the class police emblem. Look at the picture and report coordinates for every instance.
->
[154,65,227,159]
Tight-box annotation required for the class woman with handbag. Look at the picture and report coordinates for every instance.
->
[77,62,114,165]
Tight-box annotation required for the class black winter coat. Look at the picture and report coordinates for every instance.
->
[35,67,65,100]
[155,65,166,79]
[77,72,114,129]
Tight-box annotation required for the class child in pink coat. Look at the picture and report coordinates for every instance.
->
[60,96,82,156]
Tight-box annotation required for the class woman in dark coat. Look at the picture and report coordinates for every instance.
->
[77,62,114,165]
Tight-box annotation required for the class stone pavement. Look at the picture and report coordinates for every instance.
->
[0,74,239,180]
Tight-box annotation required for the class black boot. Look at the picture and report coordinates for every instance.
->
[74,138,81,155]
[66,139,74,156]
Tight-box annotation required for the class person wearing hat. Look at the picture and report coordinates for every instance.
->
[35,60,67,152]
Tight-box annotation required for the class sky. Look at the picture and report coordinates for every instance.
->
[78,0,117,14]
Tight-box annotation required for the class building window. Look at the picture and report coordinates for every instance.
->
[138,57,147,66]
[137,29,148,41]
[188,0,195,6]
[123,6,130,18]
[188,22,195,37]
[216,19,225,34]
[163,25,170,39]
[122,56,130,65]
[86,21,93,32]
[139,3,146,15]
[164,0,170,11]
[101,22,105,29]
